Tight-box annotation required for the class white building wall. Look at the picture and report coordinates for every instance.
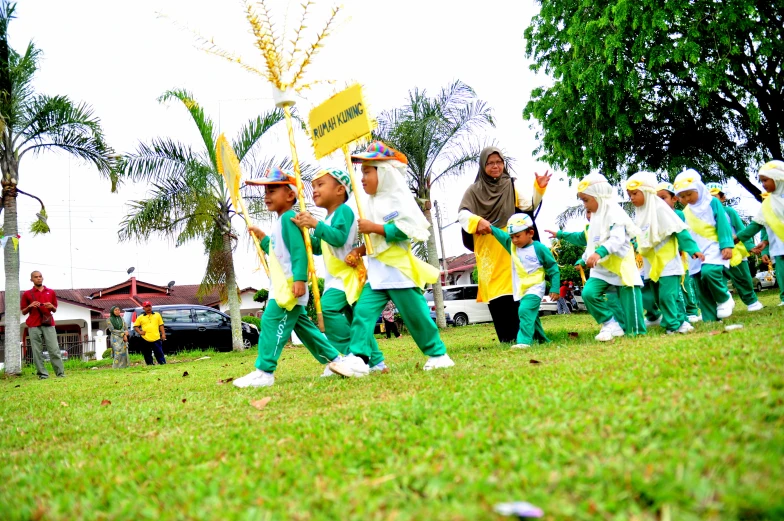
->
[218,292,265,317]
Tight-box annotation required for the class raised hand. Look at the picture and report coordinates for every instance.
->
[544,229,559,239]
[535,169,553,189]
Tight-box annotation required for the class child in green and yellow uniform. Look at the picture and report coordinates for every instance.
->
[706,182,763,312]
[735,161,784,306]
[656,182,703,322]
[328,142,454,378]
[291,168,387,374]
[625,172,704,334]
[233,168,341,388]
[491,214,560,349]
[573,173,646,341]
[673,170,736,321]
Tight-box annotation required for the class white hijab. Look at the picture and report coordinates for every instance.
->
[673,169,714,224]
[625,171,687,253]
[754,160,784,229]
[578,173,640,257]
[365,159,431,255]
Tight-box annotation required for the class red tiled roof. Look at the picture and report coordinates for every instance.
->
[1,278,222,318]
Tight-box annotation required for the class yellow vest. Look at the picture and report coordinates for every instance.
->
[640,238,678,282]
[600,247,640,287]
[322,240,366,305]
[269,243,298,311]
[762,198,784,243]
[684,206,747,267]
[375,245,440,289]
[511,252,546,297]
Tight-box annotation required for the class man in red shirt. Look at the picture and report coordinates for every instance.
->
[21,271,65,379]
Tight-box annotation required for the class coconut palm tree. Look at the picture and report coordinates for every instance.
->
[118,89,293,351]
[374,80,494,328]
[0,1,116,375]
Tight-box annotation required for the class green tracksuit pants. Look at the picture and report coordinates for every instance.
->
[517,294,550,345]
[681,275,701,317]
[350,285,446,360]
[727,260,758,306]
[321,288,384,368]
[642,275,687,332]
[582,278,646,336]
[775,256,784,303]
[255,300,340,373]
[692,264,731,322]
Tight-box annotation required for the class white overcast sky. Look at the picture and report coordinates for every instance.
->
[2,0,764,292]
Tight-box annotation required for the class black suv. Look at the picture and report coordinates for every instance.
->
[123,305,260,354]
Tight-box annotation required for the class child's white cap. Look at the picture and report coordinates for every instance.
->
[507,214,534,234]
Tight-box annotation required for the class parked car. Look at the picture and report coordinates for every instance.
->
[123,305,260,354]
[41,349,69,362]
[539,287,586,315]
[425,284,491,326]
[754,270,777,292]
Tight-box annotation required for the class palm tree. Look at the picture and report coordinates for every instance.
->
[374,80,494,328]
[118,89,289,351]
[0,1,116,375]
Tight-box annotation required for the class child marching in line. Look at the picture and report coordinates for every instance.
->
[735,160,784,306]
[491,214,560,349]
[625,172,704,335]
[328,142,454,377]
[572,173,646,341]
[656,182,703,322]
[233,168,341,388]
[673,170,736,321]
[706,182,764,312]
[291,168,388,374]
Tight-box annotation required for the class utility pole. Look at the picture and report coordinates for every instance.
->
[434,201,449,285]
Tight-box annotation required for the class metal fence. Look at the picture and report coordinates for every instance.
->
[1,332,96,365]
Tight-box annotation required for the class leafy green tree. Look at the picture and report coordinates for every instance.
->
[373,80,495,328]
[119,89,286,351]
[0,1,117,374]
[524,0,783,199]
[552,238,585,285]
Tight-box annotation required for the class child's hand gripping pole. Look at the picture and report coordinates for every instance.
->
[342,145,373,255]
[282,105,325,331]
[239,197,270,278]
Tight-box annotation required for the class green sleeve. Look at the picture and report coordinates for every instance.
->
[280,210,309,282]
[761,227,770,256]
[490,225,512,253]
[735,221,763,244]
[313,205,352,248]
[556,229,588,247]
[595,246,609,258]
[384,222,409,243]
[725,206,754,250]
[711,198,734,250]
[310,234,322,256]
[260,236,270,254]
[535,242,560,290]
[674,230,700,257]
[675,209,685,222]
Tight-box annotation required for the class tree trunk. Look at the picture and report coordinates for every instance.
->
[422,203,447,329]
[2,181,21,374]
[222,233,244,351]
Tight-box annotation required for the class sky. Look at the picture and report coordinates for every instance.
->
[2,0,765,293]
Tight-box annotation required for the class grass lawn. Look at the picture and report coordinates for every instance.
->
[2,291,783,520]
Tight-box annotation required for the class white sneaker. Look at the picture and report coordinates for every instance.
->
[232,369,275,388]
[716,297,735,319]
[779,301,784,307]
[747,301,764,312]
[327,353,369,378]
[510,344,531,349]
[369,361,390,373]
[676,322,694,334]
[688,315,703,323]
[423,354,455,371]
[644,316,662,328]
[321,355,344,377]
[595,319,624,342]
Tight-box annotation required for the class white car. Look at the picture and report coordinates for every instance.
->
[754,270,777,292]
[424,284,492,326]
[539,294,586,315]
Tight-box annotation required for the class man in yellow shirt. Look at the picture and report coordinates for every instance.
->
[133,301,166,365]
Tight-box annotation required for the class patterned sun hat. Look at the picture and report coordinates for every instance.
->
[350,141,408,165]
[656,181,675,194]
[246,167,298,191]
[507,213,534,235]
[705,182,724,195]
[313,168,353,195]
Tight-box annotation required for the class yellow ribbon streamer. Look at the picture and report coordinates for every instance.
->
[322,240,366,305]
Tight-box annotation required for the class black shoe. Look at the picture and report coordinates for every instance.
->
[56,374,66,378]
[38,375,49,380]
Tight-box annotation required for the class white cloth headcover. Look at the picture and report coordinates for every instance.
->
[625,171,687,253]
[578,172,640,257]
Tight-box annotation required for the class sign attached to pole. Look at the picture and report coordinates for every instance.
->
[309,84,374,159]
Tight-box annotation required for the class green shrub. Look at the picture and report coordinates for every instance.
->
[242,316,261,329]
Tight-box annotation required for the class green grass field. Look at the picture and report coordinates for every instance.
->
[2,292,783,520]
